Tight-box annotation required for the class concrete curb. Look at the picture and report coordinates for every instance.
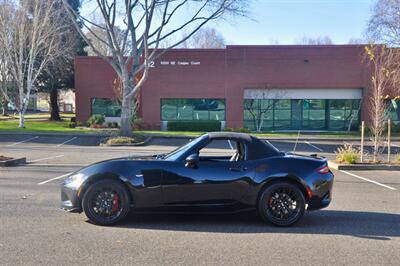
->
[26,163,85,168]
[137,133,363,141]
[0,131,111,137]
[328,160,400,171]
[1,130,400,142]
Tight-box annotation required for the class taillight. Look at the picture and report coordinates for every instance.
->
[317,165,330,174]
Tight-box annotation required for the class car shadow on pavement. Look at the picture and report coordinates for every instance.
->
[114,210,400,240]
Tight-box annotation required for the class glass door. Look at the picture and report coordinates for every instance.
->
[291,99,302,130]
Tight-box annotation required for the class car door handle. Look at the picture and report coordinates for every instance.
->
[229,166,248,172]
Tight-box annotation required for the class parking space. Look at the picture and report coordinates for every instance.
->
[0,165,399,265]
[0,134,102,147]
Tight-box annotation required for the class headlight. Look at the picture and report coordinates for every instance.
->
[65,173,87,188]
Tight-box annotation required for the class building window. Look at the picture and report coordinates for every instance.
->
[386,99,400,123]
[329,99,361,131]
[303,99,326,130]
[244,99,361,131]
[91,98,121,117]
[161,98,225,121]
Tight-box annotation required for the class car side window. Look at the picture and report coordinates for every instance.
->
[198,139,247,162]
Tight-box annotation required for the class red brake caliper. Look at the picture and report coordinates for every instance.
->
[111,193,119,213]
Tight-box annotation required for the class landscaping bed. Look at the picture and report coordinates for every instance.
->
[103,135,152,146]
[0,156,26,167]
[328,160,400,171]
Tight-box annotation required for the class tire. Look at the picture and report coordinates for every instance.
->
[82,179,130,226]
[258,182,305,227]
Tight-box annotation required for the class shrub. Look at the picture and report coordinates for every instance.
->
[107,121,113,128]
[223,127,251,133]
[87,114,105,126]
[106,136,143,145]
[132,118,142,131]
[67,122,76,128]
[76,121,84,127]
[335,144,360,164]
[112,122,119,128]
[167,121,221,132]
[70,117,76,123]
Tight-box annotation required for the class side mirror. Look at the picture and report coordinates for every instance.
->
[185,153,199,168]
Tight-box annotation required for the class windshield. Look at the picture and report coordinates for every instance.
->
[163,135,205,161]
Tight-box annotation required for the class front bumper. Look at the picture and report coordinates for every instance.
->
[61,182,82,213]
[307,171,334,210]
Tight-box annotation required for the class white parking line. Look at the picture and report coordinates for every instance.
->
[56,137,77,147]
[38,172,73,185]
[341,170,397,191]
[6,136,39,147]
[304,140,323,152]
[29,155,65,163]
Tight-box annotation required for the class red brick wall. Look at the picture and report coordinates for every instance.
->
[75,45,373,129]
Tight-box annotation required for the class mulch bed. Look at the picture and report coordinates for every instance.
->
[0,155,14,161]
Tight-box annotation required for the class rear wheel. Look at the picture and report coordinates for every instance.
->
[82,179,130,226]
[258,182,305,226]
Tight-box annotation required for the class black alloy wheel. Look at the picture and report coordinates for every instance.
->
[258,182,305,226]
[82,179,130,226]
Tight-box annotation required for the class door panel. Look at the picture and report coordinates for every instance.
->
[162,160,254,205]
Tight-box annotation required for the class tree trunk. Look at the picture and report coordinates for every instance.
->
[120,96,133,137]
[373,135,378,163]
[49,88,61,121]
[1,99,8,116]
[19,110,25,128]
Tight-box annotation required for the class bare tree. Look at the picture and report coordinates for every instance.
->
[0,48,14,116]
[364,44,400,162]
[0,0,75,127]
[295,35,333,45]
[347,37,366,45]
[62,0,248,136]
[244,98,273,132]
[366,0,400,46]
[244,90,286,132]
[85,25,131,56]
[180,27,225,48]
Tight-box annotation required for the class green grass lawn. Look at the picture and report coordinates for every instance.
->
[136,130,362,138]
[0,113,75,120]
[0,120,92,133]
[0,116,372,138]
[0,120,363,137]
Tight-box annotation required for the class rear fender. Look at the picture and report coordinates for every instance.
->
[255,175,310,207]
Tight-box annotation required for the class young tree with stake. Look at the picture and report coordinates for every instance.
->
[364,44,400,162]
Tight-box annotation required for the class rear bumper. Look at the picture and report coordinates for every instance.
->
[307,171,334,210]
[61,183,82,213]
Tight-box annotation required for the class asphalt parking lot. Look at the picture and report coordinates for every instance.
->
[0,134,399,265]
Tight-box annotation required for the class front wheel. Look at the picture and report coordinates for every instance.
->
[82,179,130,226]
[258,182,305,226]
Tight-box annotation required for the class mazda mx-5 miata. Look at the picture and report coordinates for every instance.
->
[61,132,334,226]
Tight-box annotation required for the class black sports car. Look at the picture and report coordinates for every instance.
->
[61,132,334,226]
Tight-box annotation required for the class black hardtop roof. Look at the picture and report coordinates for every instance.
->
[206,132,253,142]
[205,132,280,159]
